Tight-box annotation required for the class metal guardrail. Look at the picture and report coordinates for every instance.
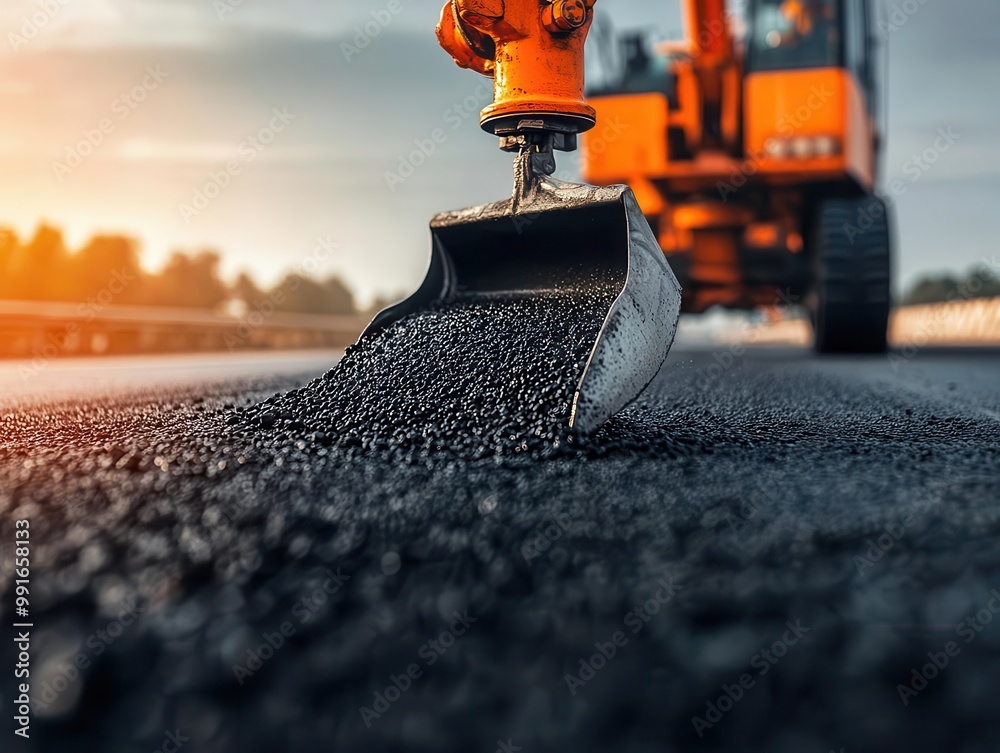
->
[718,297,1000,348]
[889,297,1000,346]
[0,300,368,358]
[5,297,995,360]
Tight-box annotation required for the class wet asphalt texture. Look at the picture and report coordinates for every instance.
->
[1,344,999,753]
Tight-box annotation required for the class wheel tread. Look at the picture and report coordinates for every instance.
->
[810,196,892,353]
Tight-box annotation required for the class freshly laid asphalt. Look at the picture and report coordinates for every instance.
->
[1,346,999,753]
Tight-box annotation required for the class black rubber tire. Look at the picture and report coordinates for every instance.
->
[810,196,892,354]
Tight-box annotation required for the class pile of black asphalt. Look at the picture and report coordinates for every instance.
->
[2,344,999,753]
[230,291,634,462]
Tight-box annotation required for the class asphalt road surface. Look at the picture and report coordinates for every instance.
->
[1,346,999,753]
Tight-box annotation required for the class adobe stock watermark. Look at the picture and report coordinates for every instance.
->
[717,84,835,201]
[359,610,478,727]
[521,513,597,567]
[534,111,633,184]
[843,127,961,244]
[578,115,631,167]
[690,7,741,51]
[564,578,683,695]
[224,235,340,351]
[699,482,777,551]
[877,0,932,39]
[52,66,170,182]
[179,107,296,223]
[18,266,138,381]
[853,495,937,575]
[691,620,810,737]
[232,567,351,685]
[489,741,522,753]
[213,0,244,21]
[8,0,72,52]
[896,589,1000,706]
[723,499,760,542]
[478,494,499,516]
[341,0,413,62]
[385,78,493,191]
[510,115,633,235]
[152,729,189,753]
[29,598,145,714]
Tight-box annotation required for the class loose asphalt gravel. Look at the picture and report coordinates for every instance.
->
[233,291,622,462]
[1,345,999,753]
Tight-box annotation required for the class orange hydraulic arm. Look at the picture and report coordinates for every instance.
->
[675,0,741,153]
[436,0,597,164]
[684,0,733,64]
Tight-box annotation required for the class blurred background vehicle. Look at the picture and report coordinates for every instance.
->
[586,0,891,352]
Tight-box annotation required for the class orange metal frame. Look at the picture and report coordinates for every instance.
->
[436,0,598,135]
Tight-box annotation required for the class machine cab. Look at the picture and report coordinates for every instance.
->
[744,0,880,191]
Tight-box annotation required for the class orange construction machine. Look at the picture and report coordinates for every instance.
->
[582,0,891,352]
[371,0,891,433]
[431,0,890,355]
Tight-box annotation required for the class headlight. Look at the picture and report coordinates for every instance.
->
[790,136,814,159]
[764,138,790,159]
[813,135,841,158]
[764,135,841,160]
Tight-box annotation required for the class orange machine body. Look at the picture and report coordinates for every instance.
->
[582,0,881,313]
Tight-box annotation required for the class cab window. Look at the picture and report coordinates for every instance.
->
[748,0,841,72]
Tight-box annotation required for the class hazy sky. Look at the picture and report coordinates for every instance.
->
[0,0,997,305]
